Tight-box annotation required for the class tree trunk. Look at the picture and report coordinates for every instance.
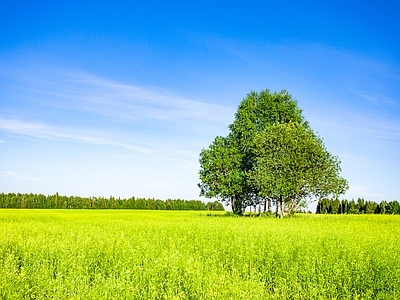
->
[268,198,271,213]
[231,195,243,215]
[280,196,285,218]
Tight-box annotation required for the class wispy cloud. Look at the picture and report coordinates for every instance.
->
[333,123,400,140]
[204,37,400,106]
[0,117,199,162]
[350,89,398,107]
[312,109,400,142]
[346,185,386,200]
[1,63,234,126]
[0,117,154,155]
[2,170,44,181]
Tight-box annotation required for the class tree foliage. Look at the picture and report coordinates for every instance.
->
[252,122,348,216]
[198,89,348,216]
[198,135,246,214]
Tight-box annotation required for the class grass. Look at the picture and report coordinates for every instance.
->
[1,210,399,299]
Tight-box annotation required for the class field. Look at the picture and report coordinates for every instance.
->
[1,210,399,299]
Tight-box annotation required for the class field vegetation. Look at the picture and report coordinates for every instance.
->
[1,210,399,299]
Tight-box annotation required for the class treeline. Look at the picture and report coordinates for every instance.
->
[316,198,400,214]
[0,193,225,211]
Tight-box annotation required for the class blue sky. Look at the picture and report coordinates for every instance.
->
[1,1,399,206]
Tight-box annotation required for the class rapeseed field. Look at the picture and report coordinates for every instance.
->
[1,210,399,299]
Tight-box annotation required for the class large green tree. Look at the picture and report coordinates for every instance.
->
[251,122,348,217]
[198,89,348,216]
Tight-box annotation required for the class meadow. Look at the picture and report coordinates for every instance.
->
[1,210,399,299]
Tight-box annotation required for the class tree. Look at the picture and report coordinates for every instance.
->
[387,200,400,214]
[348,199,358,214]
[341,199,349,214]
[356,198,366,214]
[198,135,245,214]
[331,199,341,214]
[365,200,377,214]
[198,89,348,216]
[228,90,308,213]
[251,122,348,217]
[206,201,225,211]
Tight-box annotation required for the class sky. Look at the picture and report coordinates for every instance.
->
[0,1,399,208]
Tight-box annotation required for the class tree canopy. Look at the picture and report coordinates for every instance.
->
[198,89,348,216]
[252,122,348,216]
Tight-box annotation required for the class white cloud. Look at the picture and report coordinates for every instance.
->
[345,185,386,200]
[350,89,398,107]
[0,117,159,156]
[0,116,201,164]
[2,170,44,181]
[310,109,400,143]
[332,123,400,140]
[1,64,234,127]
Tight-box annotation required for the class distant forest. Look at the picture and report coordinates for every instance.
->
[0,193,225,211]
[316,198,400,214]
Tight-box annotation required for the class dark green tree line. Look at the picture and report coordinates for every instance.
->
[316,198,400,214]
[0,193,225,211]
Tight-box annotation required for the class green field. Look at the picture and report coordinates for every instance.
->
[1,210,399,299]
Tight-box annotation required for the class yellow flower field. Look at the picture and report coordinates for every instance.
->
[1,210,399,299]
